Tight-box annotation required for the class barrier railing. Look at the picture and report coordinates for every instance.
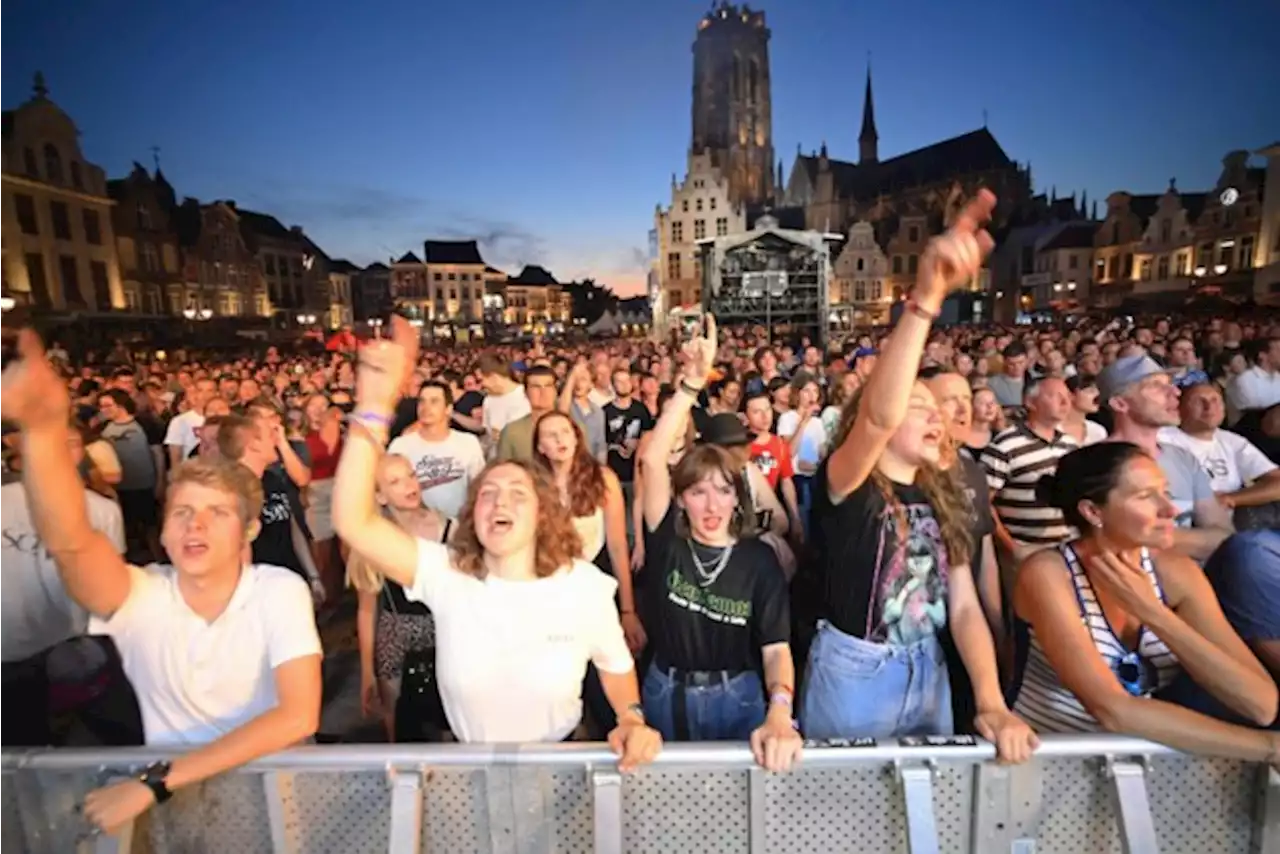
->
[3,735,1277,854]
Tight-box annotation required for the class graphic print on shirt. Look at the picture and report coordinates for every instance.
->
[261,489,292,525]
[753,448,780,482]
[871,503,949,645]
[412,453,468,493]
[666,569,752,626]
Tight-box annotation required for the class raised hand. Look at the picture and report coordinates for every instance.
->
[0,329,70,430]
[356,316,420,413]
[680,314,718,386]
[917,189,997,306]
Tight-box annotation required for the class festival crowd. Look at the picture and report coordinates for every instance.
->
[2,190,1279,837]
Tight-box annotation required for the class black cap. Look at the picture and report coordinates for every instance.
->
[699,412,750,447]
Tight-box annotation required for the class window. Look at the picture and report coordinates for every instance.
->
[136,203,153,230]
[219,293,233,316]
[15,194,38,234]
[1217,244,1232,269]
[1122,253,1133,278]
[672,221,684,242]
[908,226,919,243]
[667,252,681,279]
[1107,256,1118,280]
[871,280,883,301]
[694,219,706,240]
[696,198,703,212]
[907,254,918,275]
[1157,255,1169,280]
[70,161,83,191]
[715,217,728,237]
[1175,252,1188,276]
[856,257,865,272]
[447,272,456,281]
[90,261,111,309]
[124,289,140,312]
[710,198,717,211]
[1068,254,1078,269]
[25,253,51,309]
[23,147,38,177]
[59,255,82,305]
[50,202,71,240]
[892,255,903,275]
[1140,258,1151,281]
[1240,235,1254,268]
[43,143,62,184]
[854,280,867,301]
[1196,242,1212,268]
[681,199,688,213]
[1111,222,1120,244]
[433,271,442,281]
[1095,258,1106,281]
[82,210,101,245]
[1159,219,1171,244]
[142,244,159,273]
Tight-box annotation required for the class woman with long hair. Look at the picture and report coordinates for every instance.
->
[533,410,644,652]
[332,319,660,767]
[350,453,452,741]
[637,315,802,773]
[800,191,1037,762]
[1012,442,1278,760]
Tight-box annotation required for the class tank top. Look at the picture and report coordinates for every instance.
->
[1012,543,1180,733]
[572,506,606,563]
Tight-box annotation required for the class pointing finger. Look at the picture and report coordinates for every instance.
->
[950,189,997,237]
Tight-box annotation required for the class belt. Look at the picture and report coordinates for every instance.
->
[652,660,749,742]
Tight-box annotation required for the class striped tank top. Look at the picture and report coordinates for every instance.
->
[1012,543,1180,733]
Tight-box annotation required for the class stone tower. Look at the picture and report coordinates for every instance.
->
[858,63,879,165]
[690,2,775,207]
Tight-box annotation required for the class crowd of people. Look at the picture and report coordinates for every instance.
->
[3,188,1279,838]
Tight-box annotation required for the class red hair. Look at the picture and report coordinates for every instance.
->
[532,411,606,517]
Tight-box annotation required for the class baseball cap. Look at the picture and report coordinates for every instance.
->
[1096,356,1173,405]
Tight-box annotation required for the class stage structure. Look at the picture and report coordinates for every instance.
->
[695,214,843,345]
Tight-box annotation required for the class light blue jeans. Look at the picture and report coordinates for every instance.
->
[800,620,953,739]
[642,663,766,742]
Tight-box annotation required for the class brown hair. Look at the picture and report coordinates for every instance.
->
[449,460,583,578]
[670,444,756,538]
[215,413,258,462]
[166,458,264,525]
[532,411,606,517]
[836,387,973,567]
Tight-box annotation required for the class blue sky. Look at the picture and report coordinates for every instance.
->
[4,0,1277,296]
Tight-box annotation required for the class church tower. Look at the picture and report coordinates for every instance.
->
[859,63,878,165]
[691,2,774,207]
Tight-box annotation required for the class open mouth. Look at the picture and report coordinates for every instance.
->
[922,429,943,444]
[182,541,209,557]
[491,514,514,534]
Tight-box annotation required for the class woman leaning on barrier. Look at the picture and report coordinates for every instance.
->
[1012,442,1280,761]
[331,318,662,771]
[799,191,1038,764]
[635,314,804,774]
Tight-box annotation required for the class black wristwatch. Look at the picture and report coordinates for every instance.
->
[138,761,174,804]
[624,702,646,724]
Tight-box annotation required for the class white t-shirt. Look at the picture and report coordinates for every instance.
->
[408,539,634,743]
[482,386,531,439]
[1,483,125,662]
[387,429,486,519]
[163,409,205,458]
[1158,427,1278,494]
[89,563,322,746]
[1227,365,1280,416]
[1082,420,1108,447]
[776,410,828,473]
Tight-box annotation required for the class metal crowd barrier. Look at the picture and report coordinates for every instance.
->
[2,735,1277,854]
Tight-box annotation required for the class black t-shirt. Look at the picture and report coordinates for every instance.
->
[958,456,994,570]
[812,464,952,644]
[452,390,485,436]
[643,505,790,672]
[604,399,653,483]
[390,396,418,441]
[252,468,306,580]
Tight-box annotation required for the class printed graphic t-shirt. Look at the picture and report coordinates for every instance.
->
[812,466,951,644]
[642,505,790,672]
[603,400,654,484]
[749,434,795,491]
[252,468,305,581]
[387,429,486,519]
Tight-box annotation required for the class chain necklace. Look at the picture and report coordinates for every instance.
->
[687,540,734,588]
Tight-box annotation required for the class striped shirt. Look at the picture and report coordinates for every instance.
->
[1012,544,1180,733]
[980,422,1078,548]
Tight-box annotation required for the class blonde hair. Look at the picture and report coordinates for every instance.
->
[167,458,264,525]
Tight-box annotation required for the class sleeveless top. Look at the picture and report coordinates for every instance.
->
[573,506,606,563]
[1012,543,1180,733]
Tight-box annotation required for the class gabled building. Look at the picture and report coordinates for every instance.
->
[830,220,891,325]
[389,250,427,315]
[1,73,123,313]
[1130,180,1206,299]
[107,163,181,315]
[1092,192,1160,308]
[502,264,571,331]
[236,207,329,322]
[352,261,391,323]
[423,240,488,326]
[171,198,262,318]
[1186,151,1266,302]
[1023,221,1098,312]
[327,259,359,329]
[1256,142,1280,304]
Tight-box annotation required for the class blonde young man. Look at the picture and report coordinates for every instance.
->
[1,331,322,838]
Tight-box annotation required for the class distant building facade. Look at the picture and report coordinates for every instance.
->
[108,163,181,316]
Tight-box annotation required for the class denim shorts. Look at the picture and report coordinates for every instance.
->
[642,662,766,742]
[800,620,952,740]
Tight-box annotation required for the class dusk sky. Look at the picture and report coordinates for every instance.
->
[4,0,1277,296]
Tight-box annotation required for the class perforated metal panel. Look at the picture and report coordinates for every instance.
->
[1147,756,1256,854]
[765,766,902,853]
[287,772,390,853]
[143,773,275,854]
[422,769,486,853]
[625,769,750,853]
[546,769,593,854]
[2,772,27,853]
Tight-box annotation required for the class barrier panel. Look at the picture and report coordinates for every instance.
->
[2,735,1277,854]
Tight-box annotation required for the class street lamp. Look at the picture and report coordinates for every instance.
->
[296,313,317,325]
[1213,264,1228,275]
[0,297,15,312]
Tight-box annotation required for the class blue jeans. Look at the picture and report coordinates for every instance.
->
[800,620,953,739]
[642,663,766,741]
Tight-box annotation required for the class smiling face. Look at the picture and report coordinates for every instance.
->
[471,463,538,558]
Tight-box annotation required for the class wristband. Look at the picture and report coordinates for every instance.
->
[905,299,940,322]
[770,691,794,710]
[679,380,705,398]
[351,409,394,426]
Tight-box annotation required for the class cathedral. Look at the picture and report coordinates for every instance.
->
[654,2,1035,327]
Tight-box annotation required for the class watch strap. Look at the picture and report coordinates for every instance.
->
[139,761,174,804]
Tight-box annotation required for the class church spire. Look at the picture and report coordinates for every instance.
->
[859,59,878,165]
[32,71,48,100]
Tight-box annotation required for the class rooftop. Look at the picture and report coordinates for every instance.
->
[423,240,485,265]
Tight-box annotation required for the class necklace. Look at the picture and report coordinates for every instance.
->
[687,540,734,588]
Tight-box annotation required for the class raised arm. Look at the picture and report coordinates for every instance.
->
[828,191,997,501]
[331,318,422,589]
[638,316,716,530]
[3,331,132,618]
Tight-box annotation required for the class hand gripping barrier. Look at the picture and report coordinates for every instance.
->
[2,734,1277,853]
